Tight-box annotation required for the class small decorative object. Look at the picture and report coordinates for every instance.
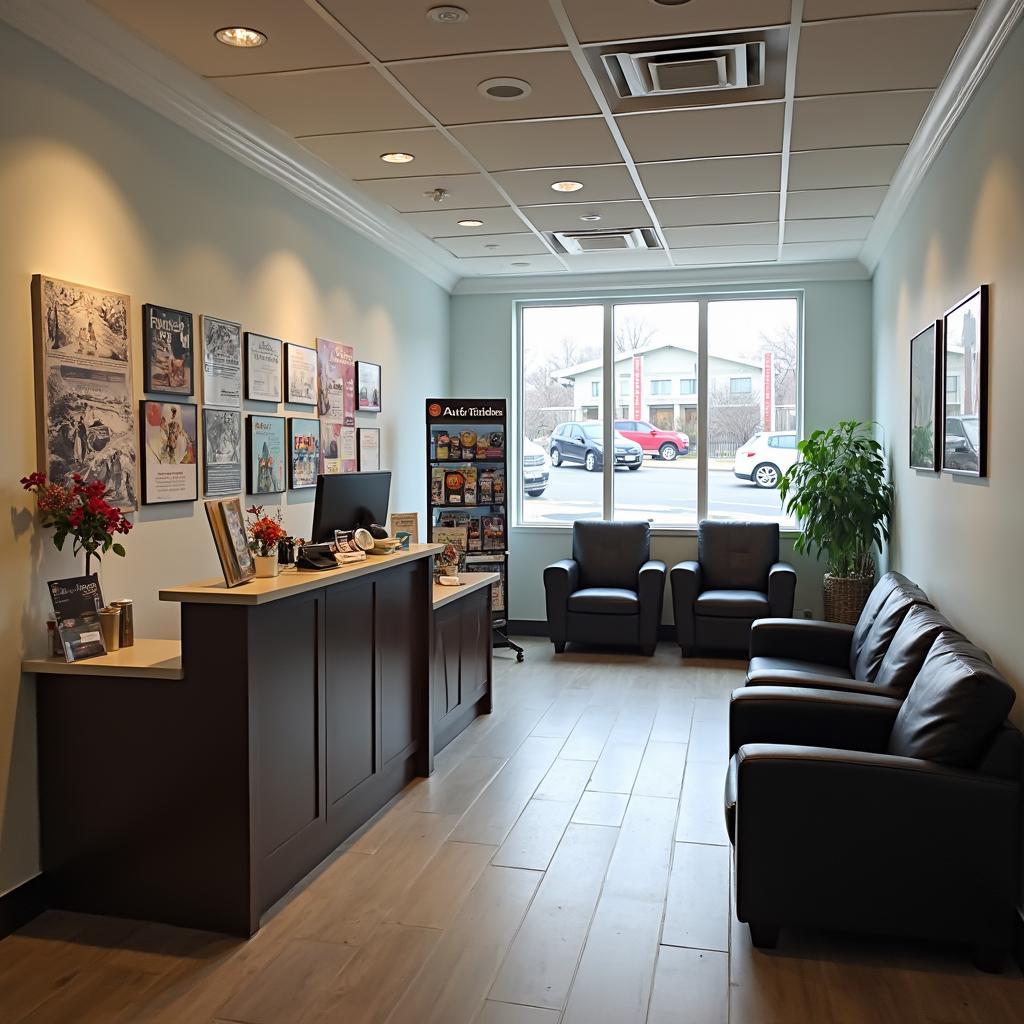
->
[111,598,134,647]
[246,504,286,578]
[779,421,894,624]
[244,333,283,403]
[98,605,121,652]
[389,512,419,546]
[357,427,381,471]
[48,574,106,662]
[201,314,242,409]
[942,285,988,477]
[289,417,321,489]
[356,360,382,412]
[140,400,198,504]
[246,414,286,494]
[203,408,242,496]
[436,541,462,578]
[142,304,194,395]
[204,497,255,587]
[909,321,942,471]
[285,343,318,406]
[21,471,132,576]
[46,616,63,657]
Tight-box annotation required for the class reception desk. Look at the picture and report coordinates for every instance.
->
[30,545,445,936]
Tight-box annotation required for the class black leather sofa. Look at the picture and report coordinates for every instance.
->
[671,521,796,656]
[544,520,666,656]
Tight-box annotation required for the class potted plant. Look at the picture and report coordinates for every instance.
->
[778,421,894,624]
[246,505,286,578]
[21,471,133,576]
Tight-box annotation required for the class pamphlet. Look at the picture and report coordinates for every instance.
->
[464,554,506,613]
[389,512,419,546]
[48,574,106,662]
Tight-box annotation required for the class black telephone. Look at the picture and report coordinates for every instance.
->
[296,543,338,571]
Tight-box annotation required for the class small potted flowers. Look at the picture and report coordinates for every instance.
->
[246,505,286,578]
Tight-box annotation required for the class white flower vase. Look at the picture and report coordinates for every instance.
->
[254,553,280,578]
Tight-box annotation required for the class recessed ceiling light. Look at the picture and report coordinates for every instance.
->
[551,180,584,193]
[478,78,532,101]
[215,26,267,48]
[484,244,500,250]
[511,262,531,267]
[380,152,415,164]
[457,219,484,227]
[427,5,469,23]
[580,214,602,222]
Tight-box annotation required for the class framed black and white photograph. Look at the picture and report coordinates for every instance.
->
[203,408,242,497]
[942,285,989,477]
[142,304,193,396]
[201,314,242,409]
[909,321,942,472]
[285,343,318,406]
[245,332,282,403]
[356,360,382,413]
[140,400,198,504]
[357,427,381,471]
[246,414,286,495]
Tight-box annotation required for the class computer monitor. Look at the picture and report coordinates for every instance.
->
[310,471,392,543]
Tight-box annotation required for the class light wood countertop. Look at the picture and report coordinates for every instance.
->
[23,638,184,680]
[432,572,500,611]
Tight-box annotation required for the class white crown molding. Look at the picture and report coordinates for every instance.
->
[860,0,1024,271]
[0,0,461,292]
[452,259,870,296]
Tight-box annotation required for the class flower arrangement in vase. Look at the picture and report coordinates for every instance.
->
[246,505,286,578]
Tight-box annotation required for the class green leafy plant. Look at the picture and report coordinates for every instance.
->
[910,425,934,467]
[778,421,893,579]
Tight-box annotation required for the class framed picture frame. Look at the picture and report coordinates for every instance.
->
[204,497,255,587]
[139,400,198,504]
[246,414,286,494]
[289,417,321,489]
[203,408,242,497]
[245,332,282,403]
[357,426,381,471]
[909,321,942,472]
[941,285,989,477]
[356,360,382,412]
[285,343,318,406]
[142,304,194,396]
[201,314,242,409]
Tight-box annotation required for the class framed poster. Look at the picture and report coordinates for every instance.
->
[31,275,139,509]
[357,427,381,471]
[356,360,382,412]
[245,332,283,403]
[140,400,198,504]
[285,343,317,406]
[320,421,357,474]
[142,304,193,396]
[316,338,355,425]
[202,408,242,497]
[201,314,242,409]
[204,497,255,587]
[909,321,942,471]
[941,285,988,477]
[246,414,286,494]
[289,417,321,489]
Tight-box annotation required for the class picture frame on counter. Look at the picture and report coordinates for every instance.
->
[246,414,286,495]
[142,303,194,396]
[356,360,382,412]
[289,417,321,489]
[244,332,282,403]
[357,427,381,471]
[204,497,255,587]
[285,343,318,406]
[909,321,942,472]
[203,408,242,497]
[941,284,989,478]
[389,511,419,545]
[140,400,198,504]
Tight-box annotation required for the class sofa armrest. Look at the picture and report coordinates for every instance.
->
[543,559,579,649]
[638,560,667,654]
[767,562,797,618]
[748,617,855,667]
[670,560,702,652]
[745,669,903,701]
[729,686,900,756]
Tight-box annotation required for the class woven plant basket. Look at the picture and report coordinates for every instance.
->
[823,572,875,625]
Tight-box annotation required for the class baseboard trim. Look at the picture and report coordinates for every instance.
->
[0,874,47,939]
[506,620,679,642]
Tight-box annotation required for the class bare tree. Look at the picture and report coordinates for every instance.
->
[708,382,761,453]
[614,314,656,354]
[758,325,798,408]
[521,335,597,441]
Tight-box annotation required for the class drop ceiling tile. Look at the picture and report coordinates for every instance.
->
[300,128,474,179]
[562,250,673,273]
[670,245,779,266]
[357,173,505,212]
[92,0,366,76]
[786,186,888,220]
[436,233,550,258]
[788,145,907,189]
[457,254,566,275]
[318,0,565,61]
[562,0,792,43]
[638,155,782,199]
[388,51,599,126]
[522,201,653,232]
[216,66,427,135]
[781,241,864,262]
[404,206,526,236]
[791,91,932,151]
[804,1,977,20]
[617,104,785,163]
[785,217,874,242]
[797,12,975,97]
[653,194,780,227]
[493,165,638,207]
[451,118,621,172]
[664,223,779,248]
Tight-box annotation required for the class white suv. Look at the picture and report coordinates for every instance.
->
[733,431,798,488]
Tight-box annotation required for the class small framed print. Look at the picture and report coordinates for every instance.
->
[285,343,318,406]
[356,360,382,413]
[289,417,321,489]
[140,400,198,504]
[909,321,942,471]
[941,285,989,477]
[246,414,286,494]
[245,333,282,403]
[203,408,242,497]
[205,496,255,587]
[357,427,381,471]
[142,304,194,396]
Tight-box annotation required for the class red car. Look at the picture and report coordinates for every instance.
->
[614,420,690,461]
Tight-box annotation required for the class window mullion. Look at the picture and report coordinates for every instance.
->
[697,298,709,524]
[602,301,614,520]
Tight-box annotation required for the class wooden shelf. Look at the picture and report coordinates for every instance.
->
[432,572,500,611]
[23,638,184,680]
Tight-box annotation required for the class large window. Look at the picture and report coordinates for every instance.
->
[519,294,801,528]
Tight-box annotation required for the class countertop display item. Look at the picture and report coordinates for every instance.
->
[203,408,242,497]
[48,574,106,662]
[98,606,121,652]
[389,512,419,546]
[247,504,286,578]
[111,598,134,647]
[285,343,318,406]
[142,304,194,396]
[246,414,286,495]
[201,314,242,410]
[289,417,320,489]
[140,400,198,504]
[205,496,256,587]
[357,427,381,471]
[244,333,283,403]
[32,274,140,510]
[356,360,381,413]
[941,284,989,477]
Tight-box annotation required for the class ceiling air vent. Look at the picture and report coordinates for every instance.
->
[550,228,661,256]
[602,41,765,99]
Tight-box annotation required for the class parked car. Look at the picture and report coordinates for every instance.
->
[549,421,643,472]
[614,419,690,460]
[522,436,550,497]
[944,415,981,473]
[733,431,798,488]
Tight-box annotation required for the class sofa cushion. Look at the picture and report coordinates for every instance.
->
[747,655,854,681]
[698,521,779,592]
[873,605,955,695]
[849,572,912,670]
[851,579,931,680]
[888,633,1016,767]
[724,755,738,845]
[568,587,639,616]
[697,589,770,619]
[573,520,650,591]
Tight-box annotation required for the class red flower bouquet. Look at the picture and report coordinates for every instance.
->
[245,505,286,556]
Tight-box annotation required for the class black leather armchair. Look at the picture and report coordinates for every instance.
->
[671,521,795,656]
[726,632,1021,969]
[544,520,666,656]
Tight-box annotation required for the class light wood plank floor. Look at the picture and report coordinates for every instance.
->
[3,637,1024,1023]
